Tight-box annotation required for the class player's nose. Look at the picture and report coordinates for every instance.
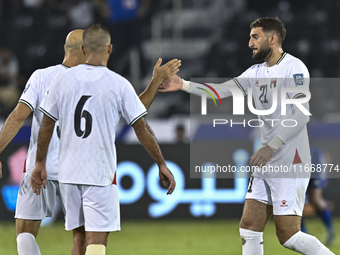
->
[249,38,254,48]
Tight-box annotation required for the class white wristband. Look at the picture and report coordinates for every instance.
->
[181,79,191,92]
[267,136,284,152]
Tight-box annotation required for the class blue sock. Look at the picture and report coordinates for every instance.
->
[317,207,333,230]
[301,218,308,233]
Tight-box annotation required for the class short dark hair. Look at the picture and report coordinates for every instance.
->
[83,23,111,52]
[250,17,286,45]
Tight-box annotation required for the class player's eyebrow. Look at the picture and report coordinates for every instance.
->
[250,33,259,38]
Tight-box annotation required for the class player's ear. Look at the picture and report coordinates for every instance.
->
[80,45,86,56]
[108,44,113,55]
[270,33,276,45]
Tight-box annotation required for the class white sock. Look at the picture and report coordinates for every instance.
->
[17,233,41,255]
[283,231,335,255]
[239,228,263,255]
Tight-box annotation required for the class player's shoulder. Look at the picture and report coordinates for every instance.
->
[248,62,267,71]
[38,64,66,76]
[241,62,266,77]
[104,68,134,89]
[280,53,309,72]
[31,64,67,82]
[281,53,305,65]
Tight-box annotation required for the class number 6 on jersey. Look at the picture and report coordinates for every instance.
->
[74,95,92,138]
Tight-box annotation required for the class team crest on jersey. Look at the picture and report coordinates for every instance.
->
[255,80,259,87]
[293,73,304,86]
[270,79,276,89]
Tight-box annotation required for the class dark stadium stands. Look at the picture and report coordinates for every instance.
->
[0,0,339,120]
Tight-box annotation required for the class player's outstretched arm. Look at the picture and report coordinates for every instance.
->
[132,118,176,194]
[159,75,237,102]
[139,58,181,109]
[30,115,55,195]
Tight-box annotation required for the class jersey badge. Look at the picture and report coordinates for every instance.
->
[293,73,304,86]
[255,80,259,87]
[270,79,276,89]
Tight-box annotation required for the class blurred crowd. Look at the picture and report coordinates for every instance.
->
[0,0,159,118]
[0,0,340,120]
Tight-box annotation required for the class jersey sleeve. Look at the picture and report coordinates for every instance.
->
[119,78,147,126]
[234,66,253,96]
[188,79,244,99]
[275,59,311,144]
[285,60,310,99]
[39,76,59,122]
[18,70,41,111]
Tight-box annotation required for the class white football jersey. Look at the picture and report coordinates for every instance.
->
[19,64,68,180]
[188,53,311,169]
[235,53,311,168]
[40,64,147,186]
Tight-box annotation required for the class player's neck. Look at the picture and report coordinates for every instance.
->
[84,54,108,67]
[62,56,82,68]
[265,48,284,67]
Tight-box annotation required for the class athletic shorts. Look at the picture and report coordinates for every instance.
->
[59,183,120,232]
[15,173,63,220]
[245,167,309,216]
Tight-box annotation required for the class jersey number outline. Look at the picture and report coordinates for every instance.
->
[247,175,254,193]
[74,95,92,139]
[259,85,268,104]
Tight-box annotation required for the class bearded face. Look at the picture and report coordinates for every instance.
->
[251,38,271,63]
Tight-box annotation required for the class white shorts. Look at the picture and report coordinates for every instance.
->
[59,183,120,232]
[245,174,309,216]
[15,173,63,220]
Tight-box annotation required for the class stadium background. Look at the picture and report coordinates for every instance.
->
[0,0,340,254]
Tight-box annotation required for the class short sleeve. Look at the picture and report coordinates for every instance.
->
[234,66,254,96]
[39,76,59,122]
[285,60,310,99]
[18,70,40,111]
[119,79,147,126]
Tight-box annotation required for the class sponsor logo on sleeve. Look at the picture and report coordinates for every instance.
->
[293,73,304,86]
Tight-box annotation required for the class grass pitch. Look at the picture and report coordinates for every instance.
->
[0,218,339,254]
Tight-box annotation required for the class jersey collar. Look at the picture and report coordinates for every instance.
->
[82,63,106,68]
[276,52,287,65]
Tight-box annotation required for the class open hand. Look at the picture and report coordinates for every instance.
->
[158,74,183,92]
[152,58,181,85]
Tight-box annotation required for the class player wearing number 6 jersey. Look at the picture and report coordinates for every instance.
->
[30,24,177,255]
[158,17,334,255]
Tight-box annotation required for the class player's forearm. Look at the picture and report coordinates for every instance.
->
[0,110,27,154]
[35,115,55,163]
[139,78,161,110]
[135,124,166,166]
[269,104,310,151]
[182,79,234,99]
[277,113,309,144]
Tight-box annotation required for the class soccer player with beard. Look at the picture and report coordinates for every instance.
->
[158,17,334,255]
